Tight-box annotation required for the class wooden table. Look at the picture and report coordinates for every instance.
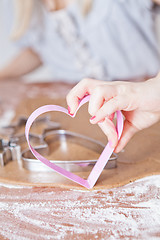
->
[0,80,160,240]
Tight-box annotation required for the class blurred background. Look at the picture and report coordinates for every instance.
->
[1,0,160,82]
[0,0,52,82]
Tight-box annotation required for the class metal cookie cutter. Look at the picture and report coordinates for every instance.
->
[0,139,13,167]
[0,116,60,136]
[22,130,117,172]
[0,115,117,171]
[0,116,60,167]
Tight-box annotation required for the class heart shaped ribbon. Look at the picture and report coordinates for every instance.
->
[25,95,123,189]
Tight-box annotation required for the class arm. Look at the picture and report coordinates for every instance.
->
[66,75,160,152]
[152,0,160,4]
[0,48,42,80]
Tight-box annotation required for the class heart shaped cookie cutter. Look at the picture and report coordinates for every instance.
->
[22,129,118,172]
[25,95,123,189]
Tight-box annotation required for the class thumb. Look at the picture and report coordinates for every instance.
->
[98,118,118,148]
[114,119,138,153]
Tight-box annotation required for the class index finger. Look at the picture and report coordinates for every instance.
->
[66,78,103,114]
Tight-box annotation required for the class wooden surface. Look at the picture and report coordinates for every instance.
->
[0,79,160,239]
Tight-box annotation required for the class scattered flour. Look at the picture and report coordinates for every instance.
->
[0,175,160,239]
[0,109,15,127]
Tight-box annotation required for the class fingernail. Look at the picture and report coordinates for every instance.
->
[108,115,113,121]
[68,106,74,116]
[114,146,120,153]
[98,118,105,124]
[85,91,89,96]
[68,106,71,113]
[90,116,96,121]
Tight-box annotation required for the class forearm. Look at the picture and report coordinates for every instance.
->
[152,0,160,4]
[0,48,42,80]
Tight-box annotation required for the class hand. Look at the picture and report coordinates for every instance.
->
[66,77,160,152]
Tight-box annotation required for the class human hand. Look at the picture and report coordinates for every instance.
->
[66,77,160,152]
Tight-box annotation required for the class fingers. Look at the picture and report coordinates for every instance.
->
[98,118,118,148]
[66,78,103,114]
[88,85,117,116]
[114,119,138,153]
[67,79,132,115]
[90,96,128,124]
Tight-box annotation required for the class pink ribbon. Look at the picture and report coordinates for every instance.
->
[25,95,123,189]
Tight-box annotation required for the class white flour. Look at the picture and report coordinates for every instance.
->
[0,109,15,127]
[0,175,160,240]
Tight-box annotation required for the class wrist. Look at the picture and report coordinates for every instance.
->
[0,72,5,81]
[146,72,160,86]
[153,72,160,85]
[141,75,160,112]
[0,69,11,80]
